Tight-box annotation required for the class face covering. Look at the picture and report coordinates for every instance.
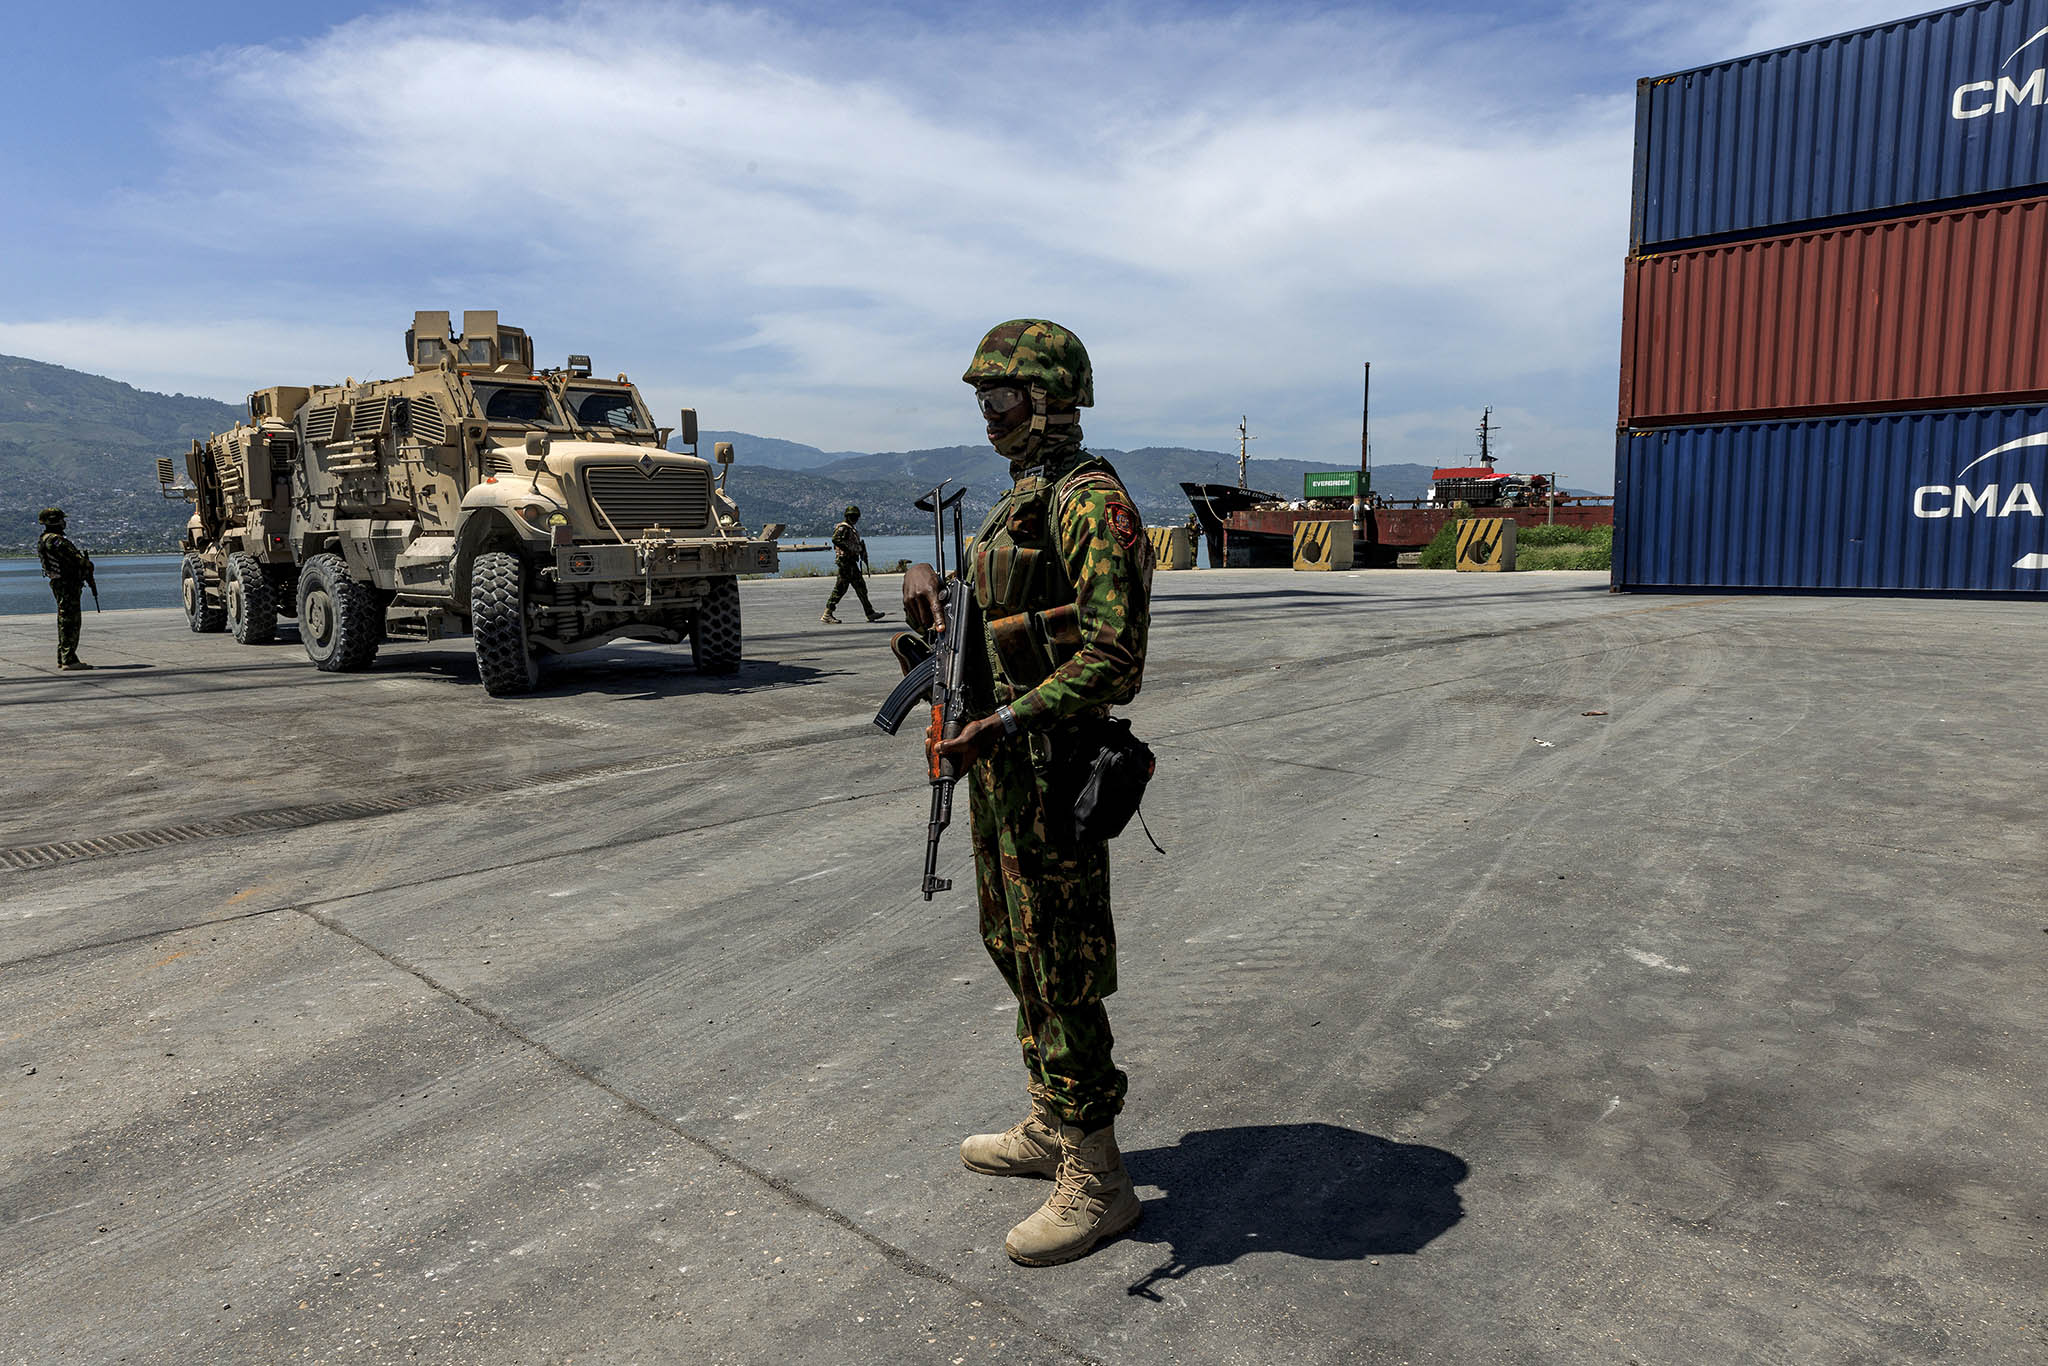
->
[991,421,1036,460]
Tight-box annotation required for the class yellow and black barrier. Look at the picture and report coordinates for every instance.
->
[1146,526,1195,570]
[1291,519,1354,571]
[1454,517,1517,571]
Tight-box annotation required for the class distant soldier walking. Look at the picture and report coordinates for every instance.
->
[36,506,95,671]
[821,504,886,624]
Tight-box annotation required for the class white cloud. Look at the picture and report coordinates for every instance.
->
[4,1,1934,488]
[0,317,387,403]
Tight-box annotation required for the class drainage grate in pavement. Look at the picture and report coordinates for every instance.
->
[0,723,874,875]
[0,792,433,872]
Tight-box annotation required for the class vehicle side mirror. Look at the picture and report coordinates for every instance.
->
[714,441,734,465]
[522,431,548,465]
[677,408,698,447]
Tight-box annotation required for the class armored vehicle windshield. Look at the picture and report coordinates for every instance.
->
[562,385,653,433]
[470,379,564,427]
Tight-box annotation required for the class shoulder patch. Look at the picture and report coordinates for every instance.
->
[1107,500,1141,550]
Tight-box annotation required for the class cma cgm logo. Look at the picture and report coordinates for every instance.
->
[1910,430,2048,570]
[1951,25,2048,118]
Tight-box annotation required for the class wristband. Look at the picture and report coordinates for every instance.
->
[996,705,1020,737]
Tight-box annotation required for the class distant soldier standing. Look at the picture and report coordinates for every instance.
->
[904,319,1152,1266]
[821,504,886,624]
[1183,511,1202,568]
[36,507,95,671]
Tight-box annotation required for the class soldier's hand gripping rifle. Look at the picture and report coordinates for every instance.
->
[872,481,975,900]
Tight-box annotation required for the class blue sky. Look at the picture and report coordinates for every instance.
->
[0,0,1922,488]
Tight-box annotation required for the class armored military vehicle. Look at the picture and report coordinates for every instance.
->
[162,310,779,695]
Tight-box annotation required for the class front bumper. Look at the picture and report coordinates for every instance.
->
[552,536,778,583]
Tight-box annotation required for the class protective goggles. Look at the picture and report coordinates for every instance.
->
[975,385,1030,419]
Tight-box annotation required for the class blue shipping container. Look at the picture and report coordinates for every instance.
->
[1614,405,2048,593]
[1633,0,2048,250]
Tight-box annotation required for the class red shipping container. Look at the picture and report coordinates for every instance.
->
[1620,194,2048,427]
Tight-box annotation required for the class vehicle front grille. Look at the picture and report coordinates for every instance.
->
[584,463,712,534]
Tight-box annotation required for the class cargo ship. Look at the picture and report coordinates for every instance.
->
[1187,408,1611,567]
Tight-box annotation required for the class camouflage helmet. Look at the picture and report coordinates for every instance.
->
[844,505,860,520]
[38,506,65,525]
[962,319,1093,409]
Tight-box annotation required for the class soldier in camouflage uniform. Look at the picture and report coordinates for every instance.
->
[821,504,885,624]
[903,319,1152,1267]
[36,507,95,671]
[1183,511,1202,568]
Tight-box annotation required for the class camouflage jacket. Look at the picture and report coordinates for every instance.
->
[967,439,1151,731]
[37,531,92,586]
[831,520,865,567]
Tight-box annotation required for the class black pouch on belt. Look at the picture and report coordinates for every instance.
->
[1056,715,1157,845]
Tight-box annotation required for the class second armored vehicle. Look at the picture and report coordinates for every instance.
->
[164,310,779,694]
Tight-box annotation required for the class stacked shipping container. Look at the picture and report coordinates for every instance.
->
[1614,0,2048,593]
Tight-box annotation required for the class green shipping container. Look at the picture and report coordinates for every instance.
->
[1304,471,1367,499]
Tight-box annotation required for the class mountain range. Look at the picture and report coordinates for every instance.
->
[697,431,1436,537]
[0,354,1436,551]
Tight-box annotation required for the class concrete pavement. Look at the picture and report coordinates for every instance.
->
[1,570,2041,1364]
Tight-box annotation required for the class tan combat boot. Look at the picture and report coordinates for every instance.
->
[960,1085,1062,1178]
[1003,1123,1142,1267]
[820,610,841,624]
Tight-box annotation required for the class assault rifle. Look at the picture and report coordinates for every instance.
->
[873,481,976,900]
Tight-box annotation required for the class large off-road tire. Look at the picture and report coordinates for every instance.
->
[297,553,382,672]
[691,575,742,675]
[471,551,540,696]
[226,551,278,644]
[181,554,225,634]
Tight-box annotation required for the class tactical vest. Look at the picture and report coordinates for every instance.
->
[968,455,1126,701]
[37,532,79,584]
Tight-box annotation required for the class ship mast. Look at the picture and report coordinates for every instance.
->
[1356,362,1371,528]
[1236,415,1257,490]
[1360,363,1371,485]
[1477,407,1495,468]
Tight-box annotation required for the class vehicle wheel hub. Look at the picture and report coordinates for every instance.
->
[305,591,333,647]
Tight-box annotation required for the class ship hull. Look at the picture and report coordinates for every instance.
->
[1221,503,1615,566]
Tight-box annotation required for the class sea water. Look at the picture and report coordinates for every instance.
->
[0,538,941,616]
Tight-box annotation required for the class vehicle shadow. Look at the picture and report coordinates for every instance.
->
[367,643,838,698]
[1120,1123,1469,1300]
[557,656,839,699]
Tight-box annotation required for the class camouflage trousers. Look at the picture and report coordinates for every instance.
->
[824,561,875,614]
[50,582,82,666]
[968,731,1128,1131]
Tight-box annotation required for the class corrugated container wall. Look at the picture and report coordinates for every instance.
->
[1632,0,2048,250]
[1613,405,2048,593]
[1620,193,2048,425]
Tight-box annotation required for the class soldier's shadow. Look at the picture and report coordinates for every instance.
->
[1120,1123,1469,1300]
